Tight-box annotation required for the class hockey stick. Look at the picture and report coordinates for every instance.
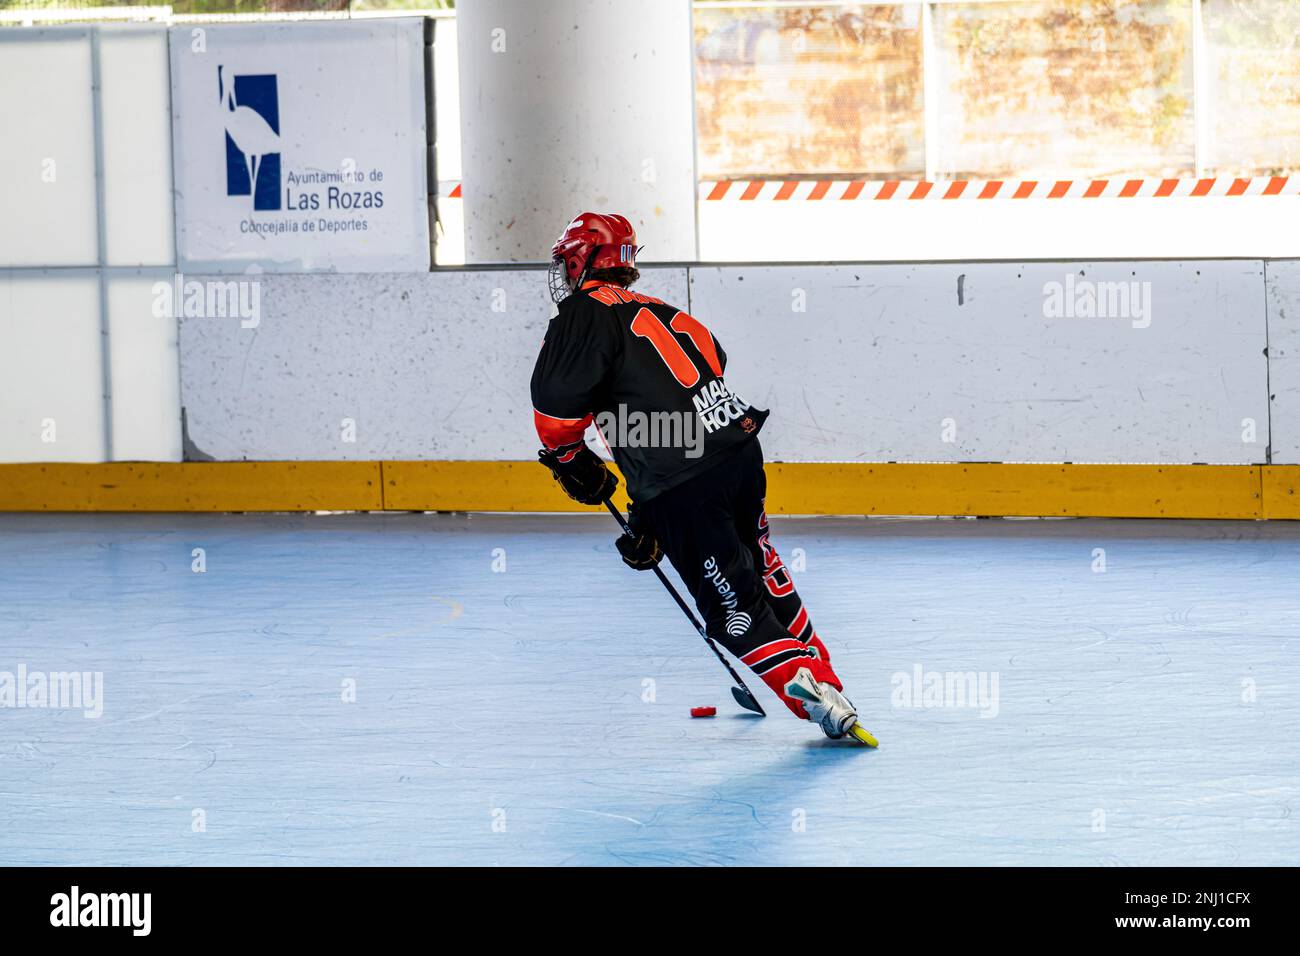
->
[604,499,766,716]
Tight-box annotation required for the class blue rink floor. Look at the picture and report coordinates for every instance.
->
[0,512,1297,866]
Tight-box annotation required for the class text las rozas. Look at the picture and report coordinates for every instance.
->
[285,185,384,211]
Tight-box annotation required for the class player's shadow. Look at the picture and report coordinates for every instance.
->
[593,732,877,865]
[800,734,879,750]
[725,709,877,749]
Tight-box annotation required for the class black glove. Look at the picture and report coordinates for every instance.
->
[538,443,618,505]
[615,506,662,571]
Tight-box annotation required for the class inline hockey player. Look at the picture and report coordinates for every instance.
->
[531,212,875,744]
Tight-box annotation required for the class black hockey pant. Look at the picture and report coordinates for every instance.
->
[639,439,841,718]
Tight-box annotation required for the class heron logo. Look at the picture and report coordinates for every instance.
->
[218,66,281,211]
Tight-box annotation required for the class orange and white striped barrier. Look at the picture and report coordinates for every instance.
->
[698,176,1299,200]
[437,176,1300,201]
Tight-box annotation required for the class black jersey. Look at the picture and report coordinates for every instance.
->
[531,281,767,503]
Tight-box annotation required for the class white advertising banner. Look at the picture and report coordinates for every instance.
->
[169,19,429,273]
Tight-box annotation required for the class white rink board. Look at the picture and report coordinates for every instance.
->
[178,261,1271,463]
[697,195,1300,264]
[1266,260,1300,465]
[0,31,98,268]
[0,273,106,463]
[178,267,689,460]
[689,262,1269,464]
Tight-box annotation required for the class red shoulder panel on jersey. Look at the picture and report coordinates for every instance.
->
[534,409,592,458]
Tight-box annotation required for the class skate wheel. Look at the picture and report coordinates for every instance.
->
[849,723,879,747]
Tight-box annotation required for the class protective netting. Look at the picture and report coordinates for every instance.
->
[694,4,925,180]
[0,0,448,15]
[694,0,1300,181]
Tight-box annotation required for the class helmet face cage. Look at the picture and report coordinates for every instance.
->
[547,256,573,304]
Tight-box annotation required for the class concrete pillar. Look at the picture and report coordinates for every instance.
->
[457,0,697,264]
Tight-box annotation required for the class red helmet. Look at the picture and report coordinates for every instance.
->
[548,212,640,303]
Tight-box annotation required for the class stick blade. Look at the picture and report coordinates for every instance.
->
[731,685,766,716]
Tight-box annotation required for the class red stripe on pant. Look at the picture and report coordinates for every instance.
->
[740,638,806,668]
[741,637,842,719]
[783,604,832,666]
[786,606,810,639]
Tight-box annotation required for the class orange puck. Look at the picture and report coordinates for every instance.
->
[690,706,717,718]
